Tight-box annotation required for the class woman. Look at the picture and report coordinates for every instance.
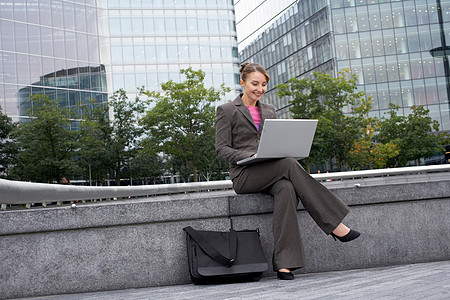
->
[215,62,360,280]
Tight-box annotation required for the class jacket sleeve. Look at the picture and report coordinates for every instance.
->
[215,105,254,164]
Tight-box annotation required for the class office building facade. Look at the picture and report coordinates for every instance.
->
[0,0,240,122]
[239,0,450,132]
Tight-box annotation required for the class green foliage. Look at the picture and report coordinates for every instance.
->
[79,90,145,185]
[124,151,164,185]
[0,106,18,178]
[376,104,447,166]
[78,99,114,185]
[277,70,368,171]
[140,68,230,182]
[348,118,400,170]
[11,94,79,183]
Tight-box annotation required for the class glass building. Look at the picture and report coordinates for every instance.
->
[239,0,450,132]
[0,0,240,122]
[235,0,298,51]
[99,0,240,102]
[0,0,106,121]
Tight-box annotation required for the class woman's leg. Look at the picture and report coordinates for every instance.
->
[268,179,306,271]
[233,157,350,234]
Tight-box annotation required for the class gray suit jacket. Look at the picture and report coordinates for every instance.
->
[215,95,277,180]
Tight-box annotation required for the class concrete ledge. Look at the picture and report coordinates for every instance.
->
[1,176,449,299]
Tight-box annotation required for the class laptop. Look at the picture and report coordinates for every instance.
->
[237,119,318,166]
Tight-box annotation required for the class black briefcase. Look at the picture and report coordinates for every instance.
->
[183,226,268,285]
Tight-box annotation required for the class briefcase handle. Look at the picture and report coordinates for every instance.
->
[183,226,237,267]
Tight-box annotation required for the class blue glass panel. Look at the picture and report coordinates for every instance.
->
[121,18,132,34]
[143,18,154,34]
[109,18,121,35]
[134,45,146,63]
[132,18,144,34]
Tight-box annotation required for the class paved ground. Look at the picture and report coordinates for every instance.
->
[21,260,450,300]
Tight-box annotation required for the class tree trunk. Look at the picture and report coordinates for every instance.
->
[115,161,121,186]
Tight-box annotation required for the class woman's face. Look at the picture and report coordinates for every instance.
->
[240,71,268,104]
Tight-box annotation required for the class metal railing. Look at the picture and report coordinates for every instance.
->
[1,164,449,210]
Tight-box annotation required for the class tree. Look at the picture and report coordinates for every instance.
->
[277,70,367,171]
[377,104,448,166]
[12,94,79,183]
[108,89,144,185]
[347,117,399,170]
[123,152,164,185]
[140,68,229,182]
[0,106,17,178]
[78,100,114,185]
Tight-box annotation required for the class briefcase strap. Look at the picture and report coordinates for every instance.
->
[183,226,237,267]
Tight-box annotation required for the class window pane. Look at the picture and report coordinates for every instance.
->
[383,29,396,55]
[167,45,178,61]
[392,2,405,27]
[374,57,387,83]
[401,80,414,107]
[63,2,75,30]
[134,45,145,63]
[425,78,439,105]
[15,22,28,53]
[145,45,156,61]
[347,33,361,58]
[388,81,402,107]
[53,29,65,58]
[143,18,154,34]
[404,1,417,26]
[380,3,393,29]
[407,27,419,53]
[377,83,389,109]
[26,1,39,24]
[1,20,15,51]
[394,28,408,54]
[386,55,399,82]
[41,27,53,57]
[13,0,27,22]
[77,33,88,61]
[156,45,167,60]
[362,58,375,84]
[65,31,77,60]
[165,18,176,34]
[371,30,384,57]
[413,79,426,105]
[122,45,134,63]
[75,4,87,32]
[356,6,369,32]
[345,7,357,32]
[121,18,132,34]
[368,8,381,30]
[132,18,143,34]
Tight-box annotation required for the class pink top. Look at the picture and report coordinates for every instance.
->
[245,105,261,130]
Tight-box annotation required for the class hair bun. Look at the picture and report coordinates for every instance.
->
[240,62,251,74]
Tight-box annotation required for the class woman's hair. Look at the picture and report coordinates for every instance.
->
[240,62,270,82]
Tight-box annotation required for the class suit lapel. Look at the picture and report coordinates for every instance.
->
[258,102,273,132]
[233,96,257,129]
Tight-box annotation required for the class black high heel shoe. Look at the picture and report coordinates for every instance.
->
[277,271,295,280]
[330,229,360,242]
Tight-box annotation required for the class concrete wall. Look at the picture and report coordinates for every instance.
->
[1,175,449,299]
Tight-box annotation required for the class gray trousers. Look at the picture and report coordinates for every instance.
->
[232,158,350,271]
